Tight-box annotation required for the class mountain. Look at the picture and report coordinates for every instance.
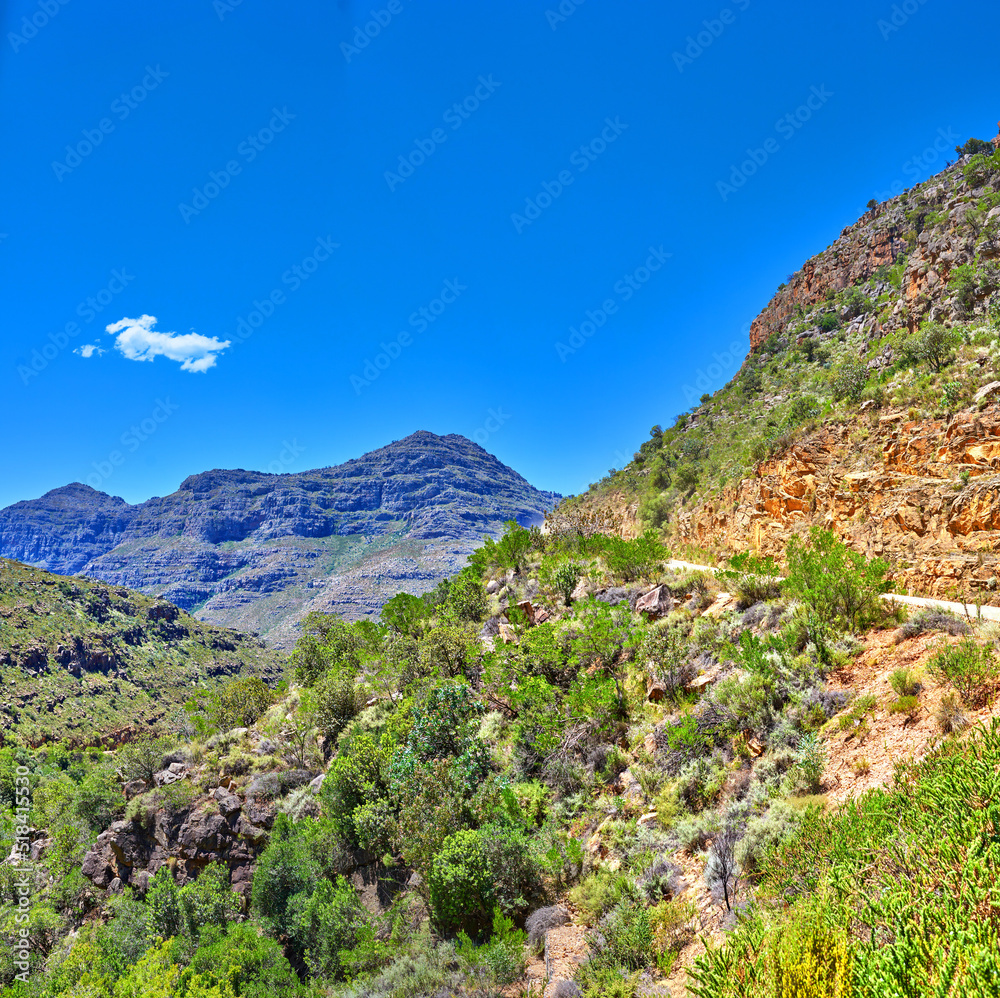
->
[0,558,284,745]
[556,129,1000,602]
[0,432,560,646]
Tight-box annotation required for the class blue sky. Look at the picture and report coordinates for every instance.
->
[3,0,998,508]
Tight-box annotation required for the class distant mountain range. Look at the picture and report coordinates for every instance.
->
[0,432,560,645]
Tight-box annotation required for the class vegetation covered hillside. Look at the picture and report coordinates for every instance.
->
[559,131,1000,602]
[0,559,284,745]
[3,522,999,996]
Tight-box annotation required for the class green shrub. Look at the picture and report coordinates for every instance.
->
[601,531,666,583]
[312,669,361,741]
[899,320,959,371]
[321,731,394,850]
[455,911,527,994]
[734,801,804,875]
[928,638,998,708]
[817,312,840,332]
[251,814,319,936]
[575,962,639,998]
[718,551,783,609]
[840,286,871,319]
[590,902,656,971]
[641,623,695,702]
[379,592,430,638]
[428,823,540,935]
[690,721,1000,998]
[569,870,642,926]
[553,561,582,605]
[287,876,369,980]
[116,735,175,786]
[446,571,488,623]
[829,359,869,403]
[889,668,919,697]
[887,694,920,718]
[785,528,891,633]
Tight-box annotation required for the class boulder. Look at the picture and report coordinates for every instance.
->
[212,788,242,817]
[497,621,519,644]
[154,768,185,787]
[124,780,148,799]
[635,585,673,618]
[973,381,1000,404]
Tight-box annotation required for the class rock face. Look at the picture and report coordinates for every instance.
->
[0,432,559,644]
[80,794,277,896]
[748,152,1000,356]
[672,408,1000,599]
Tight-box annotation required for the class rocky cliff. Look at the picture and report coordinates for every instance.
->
[557,127,1000,600]
[0,432,560,645]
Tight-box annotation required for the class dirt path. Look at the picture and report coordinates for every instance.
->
[665,559,1000,622]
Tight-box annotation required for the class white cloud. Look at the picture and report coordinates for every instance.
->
[105,314,231,373]
[74,344,104,358]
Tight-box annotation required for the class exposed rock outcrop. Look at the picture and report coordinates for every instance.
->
[672,406,1000,599]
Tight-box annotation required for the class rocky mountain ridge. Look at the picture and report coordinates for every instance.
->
[0,432,559,644]
[558,127,1000,601]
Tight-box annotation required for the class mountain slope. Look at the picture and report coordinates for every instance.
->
[0,558,284,745]
[0,432,560,645]
[555,130,1000,601]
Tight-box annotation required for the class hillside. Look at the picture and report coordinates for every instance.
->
[0,558,283,745]
[0,432,560,646]
[559,130,1000,602]
[3,520,999,997]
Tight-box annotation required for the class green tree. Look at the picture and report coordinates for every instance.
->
[900,320,959,371]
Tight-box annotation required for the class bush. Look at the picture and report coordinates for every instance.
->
[785,528,891,634]
[590,903,655,972]
[887,695,920,718]
[899,321,958,371]
[554,562,582,605]
[601,531,666,583]
[428,823,538,936]
[312,670,361,742]
[287,876,369,980]
[829,359,869,403]
[526,905,570,953]
[840,286,871,319]
[928,638,998,708]
[569,871,642,926]
[718,552,783,610]
[251,814,319,936]
[321,731,394,850]
[456,911,527,995]
[817,312,840,332]
[734,801,804,875]
[935,692,969,734]
[641,623,695,702]
[649,898,696,962]
[889,668,920,697]
[895,608,970,643]
[117,735,175,786]
[446,572,488,623]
